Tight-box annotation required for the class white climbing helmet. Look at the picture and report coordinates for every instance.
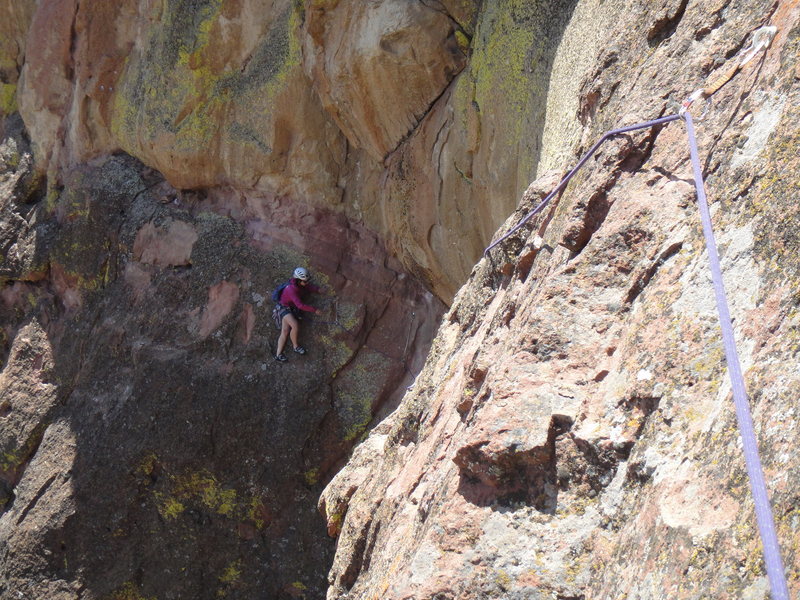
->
[293,267,309,281]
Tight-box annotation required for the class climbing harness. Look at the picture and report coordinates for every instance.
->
[484,24,790,600]
[271,304,293,329]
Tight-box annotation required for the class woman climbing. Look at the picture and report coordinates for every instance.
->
[274,267,322,362]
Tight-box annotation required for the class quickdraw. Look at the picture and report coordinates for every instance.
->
[484,22,789,600]
[680,25,777,115]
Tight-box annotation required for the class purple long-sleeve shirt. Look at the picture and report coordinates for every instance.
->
[278,279,321,313]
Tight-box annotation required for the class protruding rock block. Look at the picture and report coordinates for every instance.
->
[304,0,467,160]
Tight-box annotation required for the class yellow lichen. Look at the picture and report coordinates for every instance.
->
[455,30,471,54]
[111,1,305,168]
[469,2,541,155]
[219,560,242,584]
[109,582,156,600]
[156,495,186,520]
[1,449,22,473]
[0,82,16,114]
[248,497,268,529]
[328,511,343,531]
[494,569,512,589]
[147,466,264,526]
[303,468,320,486]
[173,472,238,517]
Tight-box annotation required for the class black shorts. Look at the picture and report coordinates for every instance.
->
[277,305,296,320]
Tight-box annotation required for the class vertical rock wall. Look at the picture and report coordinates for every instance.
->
[2,0,799,599]
[2,0,606,301]
[320,0,800,598]
[0,146,444,598]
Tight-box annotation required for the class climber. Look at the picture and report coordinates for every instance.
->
[274,267,322,362]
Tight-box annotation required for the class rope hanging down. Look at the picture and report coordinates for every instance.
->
[683,111,789,600]
[483,26,788,600]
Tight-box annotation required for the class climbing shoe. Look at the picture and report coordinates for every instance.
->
[293,346,306,355]
[275,353,288,362]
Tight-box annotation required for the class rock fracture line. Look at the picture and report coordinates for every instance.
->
[485,105,790,599]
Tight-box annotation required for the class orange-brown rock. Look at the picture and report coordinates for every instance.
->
[303,0,468,161]
[9,0,612,301]
[17,0,346,204]
[320,1,800,598]
[3,0,800,598]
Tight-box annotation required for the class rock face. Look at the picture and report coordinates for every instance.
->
[320,1,800,599]
[4,0,602,300]
[2,0,800,599]
[303,0,469,161]
[0,137,443,598]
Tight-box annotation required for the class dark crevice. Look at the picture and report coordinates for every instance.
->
[339,501,382,590]
[722,34,751,63]
[619,116,669,174]
[647,0,690,47]
[16,473,59,526]
[1,422,48,514]
[359,520,382,573]
[65,1,81,82]
[382,68,465,164]
[624,241,683,305]
[651,166,694,185]
[565,188,614,257]
[419,0,475,38]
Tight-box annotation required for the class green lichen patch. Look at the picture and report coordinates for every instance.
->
[141,457,269,535]
[111,0,303,166]
[218,559,243,584]
[0,82,16,115]
[467,0,577,186]
[156,495,187,520]
[107,582,156,600]
[303,468,320,486]
[248,497,270,530]
[333,350,393,442]
[172,471,238,517]
[455,29,471,54]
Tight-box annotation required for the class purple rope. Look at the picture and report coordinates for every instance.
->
[484,110,789,598]
[683,110,789,600]
[484,114,682,255]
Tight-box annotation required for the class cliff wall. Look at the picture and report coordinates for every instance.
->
[320,0,800,598]
[1,0,799,599]
[2,0,597,302]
